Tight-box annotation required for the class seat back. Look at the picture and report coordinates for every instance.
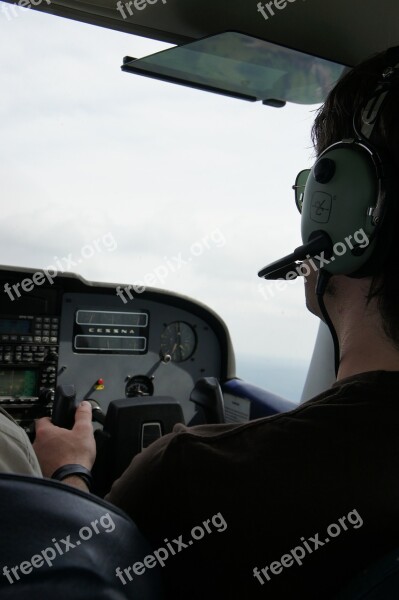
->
[0,474,163,599]
[334,545,399,599]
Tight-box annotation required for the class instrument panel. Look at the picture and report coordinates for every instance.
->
[0,267,235,436]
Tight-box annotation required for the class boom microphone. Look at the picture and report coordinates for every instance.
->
[258,232,333,280]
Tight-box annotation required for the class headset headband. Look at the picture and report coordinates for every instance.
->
[359,47,399,140]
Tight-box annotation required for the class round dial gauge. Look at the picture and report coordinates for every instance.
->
[125,375,154,398]
[160,322,197,362]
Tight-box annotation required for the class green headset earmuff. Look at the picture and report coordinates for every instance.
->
[300,140,382,276]
[300,48,399,277]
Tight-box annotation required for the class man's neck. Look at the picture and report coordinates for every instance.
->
[335,305,399,381]
[337,343,399,380]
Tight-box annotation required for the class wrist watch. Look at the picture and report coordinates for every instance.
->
[51,464,93,491]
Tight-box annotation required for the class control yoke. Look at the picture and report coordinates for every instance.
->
[52,384,80,429]
[52,385,106,429]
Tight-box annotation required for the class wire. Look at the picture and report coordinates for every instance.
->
[316,270,340,377]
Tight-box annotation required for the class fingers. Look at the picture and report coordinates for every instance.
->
[73,400,93,428]
[35,400,92,432]
[34,416,52,433]
[35,402,93,435]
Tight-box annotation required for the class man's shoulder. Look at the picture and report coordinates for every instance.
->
[110,368,399,475]
[305,369,399,409]
[108,369,399,531]
[155,369,399,453]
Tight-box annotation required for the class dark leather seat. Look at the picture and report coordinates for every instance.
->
[334,545,399,599]
[0,474,163,599]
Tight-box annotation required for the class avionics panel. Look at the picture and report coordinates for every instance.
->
[0,312,60,436]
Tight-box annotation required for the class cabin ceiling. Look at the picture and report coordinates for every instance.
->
[4,0,399,67]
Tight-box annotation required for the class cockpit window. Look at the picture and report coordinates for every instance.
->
[1,8,320,402]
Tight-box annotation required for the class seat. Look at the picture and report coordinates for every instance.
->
[0,473,163,599]
[334,545,399,599]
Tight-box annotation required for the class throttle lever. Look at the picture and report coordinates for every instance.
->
[86,399,106,425]
[52,384,79,429]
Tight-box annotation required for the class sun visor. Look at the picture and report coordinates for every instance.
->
[122,31,347,105]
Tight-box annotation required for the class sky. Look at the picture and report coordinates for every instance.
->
[0,3,322,400]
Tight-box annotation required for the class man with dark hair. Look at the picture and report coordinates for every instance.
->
[310,51,399,352]
[34,49,399,599]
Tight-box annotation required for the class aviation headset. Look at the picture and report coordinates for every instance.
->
[299,46,399,278]
[258,46,399,373]
[259,46,399,282]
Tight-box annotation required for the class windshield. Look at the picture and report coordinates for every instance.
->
[0,5,320,402]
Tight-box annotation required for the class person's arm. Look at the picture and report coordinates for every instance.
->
[0,410,42,476]
[33,401,96,492]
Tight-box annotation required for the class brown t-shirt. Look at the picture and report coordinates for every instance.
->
[107,371,399,599]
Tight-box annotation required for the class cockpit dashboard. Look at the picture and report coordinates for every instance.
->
[0,265,235,438]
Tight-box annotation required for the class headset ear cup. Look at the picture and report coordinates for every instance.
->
[301,142,380,275]
[354,155,397,278]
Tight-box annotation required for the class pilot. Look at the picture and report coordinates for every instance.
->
[33,47,399,599]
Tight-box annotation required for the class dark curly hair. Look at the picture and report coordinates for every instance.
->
[311,49,399,347]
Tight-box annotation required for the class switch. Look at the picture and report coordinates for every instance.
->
[94,378,105,391]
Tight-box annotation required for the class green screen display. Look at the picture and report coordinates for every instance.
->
[0,370,38,396]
